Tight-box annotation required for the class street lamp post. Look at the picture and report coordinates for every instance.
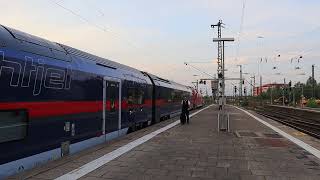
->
[250,75,255,96]
[257,36,264,102]
[237,65,243,98]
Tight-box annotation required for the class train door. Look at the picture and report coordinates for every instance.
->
[103,77,121,137]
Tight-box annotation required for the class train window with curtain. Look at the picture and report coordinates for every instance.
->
[127,88,136,105]
[171,91,176,102]
[166,88,173,102]
[0,110,28,143]
[136,90,145,105]
[173,90,183,102]
[127,87,145,105]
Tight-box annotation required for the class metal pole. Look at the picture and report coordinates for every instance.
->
[253,75,255,96]
[260,76,262,95]
[233,86,235,104]
[250,79,253,96]
[283,78,285,106]
[293,86,295,107]
[270,85,273,105]
[312,64,315,98]
[197,80,199,92]
[260,76,262,104]
[239,65,243,97]
[222,41,225,104]
[288,86,291,106]
[211,20,234,132]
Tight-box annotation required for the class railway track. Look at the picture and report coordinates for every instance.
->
[254,105,320,139]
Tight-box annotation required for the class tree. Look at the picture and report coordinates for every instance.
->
[306,76,317,86]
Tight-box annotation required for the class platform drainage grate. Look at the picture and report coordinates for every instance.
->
[236,131,259,138]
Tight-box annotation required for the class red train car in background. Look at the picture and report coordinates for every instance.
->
[190,87,204,109]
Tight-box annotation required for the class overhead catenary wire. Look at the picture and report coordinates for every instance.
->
[184,63,216,79]
[50,0,108,33]
[49,0,194,81]
[48,0,148,53]
[58,0,105,17]
[235,0,246,61]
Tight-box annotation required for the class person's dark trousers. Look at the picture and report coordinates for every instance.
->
[219,105,222,110]
[186,111,190,124]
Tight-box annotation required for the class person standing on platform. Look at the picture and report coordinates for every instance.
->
[181,97,191,124]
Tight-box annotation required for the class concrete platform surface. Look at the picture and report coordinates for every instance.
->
[7,105,320,180]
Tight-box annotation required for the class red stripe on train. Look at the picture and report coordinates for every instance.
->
[0,101,103,118]
[0,99,170,118]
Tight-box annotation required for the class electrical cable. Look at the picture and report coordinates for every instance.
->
[235,0,246,61]
[49,0,144,51]
[185,63,216,79]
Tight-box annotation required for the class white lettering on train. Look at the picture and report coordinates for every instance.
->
[0,51,72,96]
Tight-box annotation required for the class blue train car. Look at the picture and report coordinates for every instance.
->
[0,25,191,178]
[143,73,192,123]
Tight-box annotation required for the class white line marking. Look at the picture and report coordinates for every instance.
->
[55,104,214,180]
[233,105,320,159]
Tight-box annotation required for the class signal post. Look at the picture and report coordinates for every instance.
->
[211,20,234,131]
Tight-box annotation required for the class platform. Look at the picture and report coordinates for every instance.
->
[7,105,320,180]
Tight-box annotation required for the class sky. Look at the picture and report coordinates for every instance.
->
[1,0,320,95]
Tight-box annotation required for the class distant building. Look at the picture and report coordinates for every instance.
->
[253,83,287,96]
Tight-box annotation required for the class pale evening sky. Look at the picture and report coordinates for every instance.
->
[1,0,320,95]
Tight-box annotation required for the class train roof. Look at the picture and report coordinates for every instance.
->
[143,72,190,92]
[0,25,142,74]
[0,25,190,90]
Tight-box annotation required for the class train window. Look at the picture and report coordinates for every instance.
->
[166,89,172,102]
[127,88,136,105]
[0,110,28,143]
[136,90,145,105]
[172,90,182,102]
[127,88,145,105]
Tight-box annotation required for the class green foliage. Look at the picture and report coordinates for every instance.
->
[306,98,319,108]
[240,99,249,107]
[306,76,317,86]
[246,77,319,108]
[203,96,214,104]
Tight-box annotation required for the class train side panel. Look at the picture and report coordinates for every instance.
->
[0,25,190,178]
